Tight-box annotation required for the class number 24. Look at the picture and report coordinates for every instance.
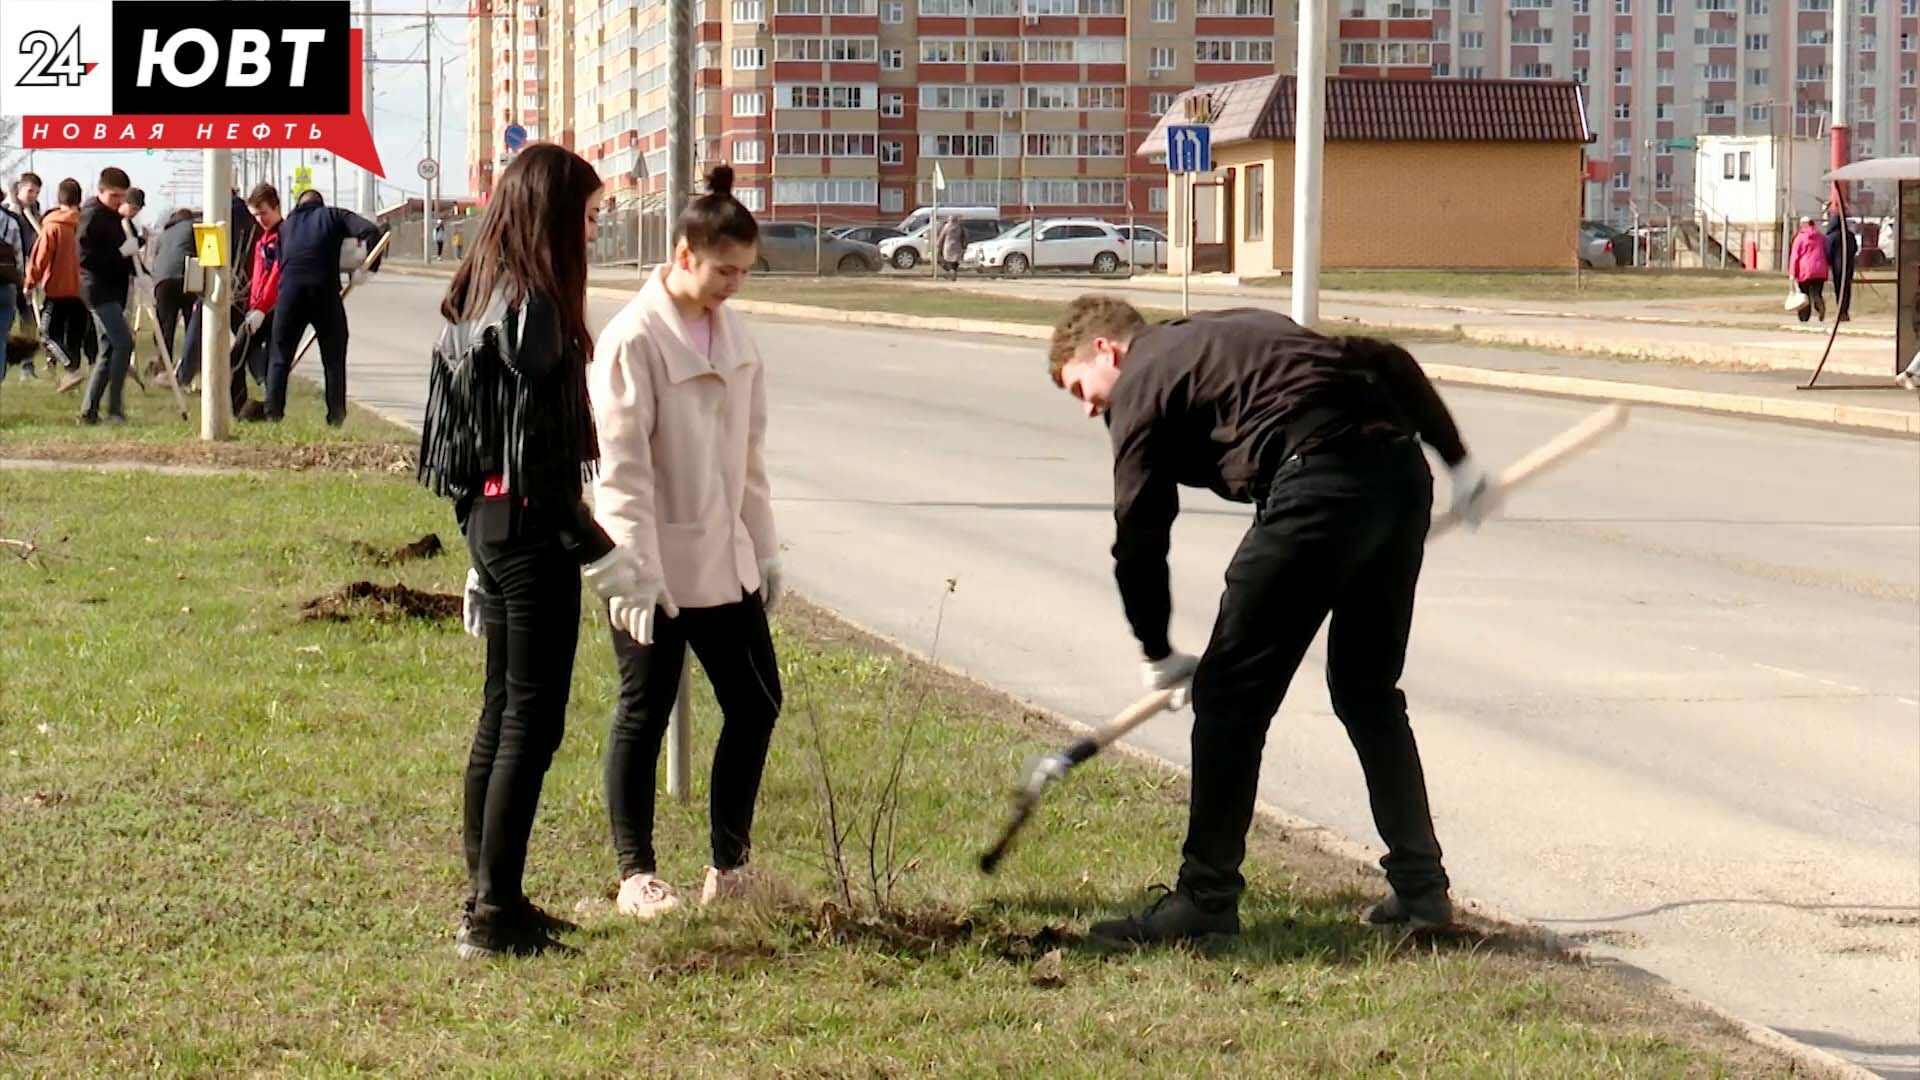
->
[16,28,86,88]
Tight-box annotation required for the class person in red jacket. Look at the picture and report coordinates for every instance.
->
[231,183,285,415]
[1788,216,1831,324]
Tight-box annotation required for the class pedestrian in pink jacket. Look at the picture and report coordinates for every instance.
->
[1789,216,1830,323]
[588,165,783,920]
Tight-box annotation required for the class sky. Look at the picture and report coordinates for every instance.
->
[3,0,473,226]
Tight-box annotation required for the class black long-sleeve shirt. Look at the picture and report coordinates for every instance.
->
[76,198,132,308]
[1104,308,1467,659]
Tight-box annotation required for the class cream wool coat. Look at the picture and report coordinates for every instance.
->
[588,266,777,610]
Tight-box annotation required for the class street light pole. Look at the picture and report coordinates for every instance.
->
[1291,0,1329,326]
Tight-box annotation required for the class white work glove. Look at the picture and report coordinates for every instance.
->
[339,238,368,271]
[243,309,266,334]
[609,588,677,646]
[118,236,140,257]
[581,546,649,602]
[1447,457,1493,530]
[462,568,487,638]
[349,268,369,287]
[758,555,784,613]
[1141,650,1200,711]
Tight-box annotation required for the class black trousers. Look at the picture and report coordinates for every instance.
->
[462,514,582,921]
[152,278,188,367]
[40,296,89,370]
[266,283,348,422]
[1180,436,1449,910]
[606,594,782,878]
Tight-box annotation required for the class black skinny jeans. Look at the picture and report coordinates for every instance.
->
[267,284,348,422]
[606,595,782,878]
[1180,436,1449,910]
[462,515,582,922]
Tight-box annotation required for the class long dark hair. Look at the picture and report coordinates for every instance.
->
[443,143,602,354]
[677,165,758,252]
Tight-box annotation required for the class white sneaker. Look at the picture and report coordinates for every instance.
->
[615,873,682,920]
[699,864,767,907]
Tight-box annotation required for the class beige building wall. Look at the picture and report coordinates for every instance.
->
[1171,139,1581,274]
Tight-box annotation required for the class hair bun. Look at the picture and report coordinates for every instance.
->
[706,165,735,197]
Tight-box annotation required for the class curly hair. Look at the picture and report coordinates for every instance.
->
[1047,294,1145,387]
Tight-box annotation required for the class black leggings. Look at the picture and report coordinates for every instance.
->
[462,518,582,921]
[606,595,782,878]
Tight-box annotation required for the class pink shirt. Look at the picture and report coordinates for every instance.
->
[685,309,713,358]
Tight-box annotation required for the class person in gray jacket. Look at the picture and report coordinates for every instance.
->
[150,208,199,371]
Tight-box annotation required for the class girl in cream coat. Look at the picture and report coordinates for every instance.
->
[588,166,784,918]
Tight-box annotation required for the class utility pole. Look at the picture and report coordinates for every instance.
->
[1830,0,1851,207]
[668,0,692,241]
[1290,0,1328,327]
[425,15,435,264]
[359,0,378,218]
[201,150,233,441]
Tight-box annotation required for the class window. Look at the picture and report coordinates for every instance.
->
[1907,67,1919,86]
[734,138,765,164]
[1796,63,1828,82]
[1195,0,1274,11]
[1613,0,1628,12]
[1149,187,1168,213]
[1460,64,1485,76]
[1796,0,1828,7]
[881,187,904,214]
[1149,91,1176,114]
[1655,101,1673,119]
[1747,0,1768,10]
[1572,65,1589,82]
[1613,136,1630,154]
[1516,62,1554,78]
[1616,32,1632,49]
[1722,152,1736,179]
[733,47,766,69]
[1658,0,1674,10]
[1656,170,1672,191]
[782,84,870,109]
[1027,38,1125,62]
[1693,29,1734,46]
[1797,29,1830,45]
[1195,38,1276,62]
[1906,0,1917,14]
[1906,32,1918,51]
[1027,84,1076,109]
[881,48,903,69]
[1149,46,1176,70]
[1738,151,1752,179]
[881,92,904,117]
[1339,41,1433,64]
[919,85,1010,109]
[1079,85,1126,109]
[732,0,763,19]
[1573,0,1589,11]
[883,0,904,19]
[1571,31,1590,48]
[1460,30,1484,47]
[1862,0,1877,11]
[1513,27,1553,43]
[733,92,767,116]
[1023,133,1125,155]
[1244,163,1265,242]
[1433,60,1451,75]
[775,132,879,156]
[1862,32,1878,51]
[1745,33,1769,50]
[1614,101,1631,118]
[1749,67,1769,85]
[735,187,765,212]
[772,178,878,203]
[1698,63,1734,80]
[1464,0,1480,13]
[919,133,1011,156]
[1613,171,1631,190]
[698,44,721,68]
[1019,178,1125,205]
[1903,103,1916,121]
[1151,0,1177,16]
[1658,65,1674,84]
[881,140,903,164]
[1615,66,1630,85]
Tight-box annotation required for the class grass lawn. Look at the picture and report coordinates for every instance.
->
[1240,268,1789,304]
[0,423,1793,1073]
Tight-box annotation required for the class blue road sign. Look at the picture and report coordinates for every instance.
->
[503,124,528,151]
[1167,124,1211,174]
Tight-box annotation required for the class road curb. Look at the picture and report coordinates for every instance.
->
[384,269,1917,435]
[802,597,1879,1080]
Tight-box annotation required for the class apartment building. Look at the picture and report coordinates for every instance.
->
[466,0,1917,225]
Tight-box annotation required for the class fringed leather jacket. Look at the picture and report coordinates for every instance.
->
[417,289,614,563]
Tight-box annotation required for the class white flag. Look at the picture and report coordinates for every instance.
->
[932,162,948,192]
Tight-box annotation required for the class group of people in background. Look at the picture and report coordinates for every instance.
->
[0,166,384,425]
[1789,198,1865,325]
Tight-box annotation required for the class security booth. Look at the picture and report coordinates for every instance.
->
[1814,157,1920,385]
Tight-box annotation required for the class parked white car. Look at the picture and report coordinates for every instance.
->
[962,219,1131,276]
[1116,225,1171,269]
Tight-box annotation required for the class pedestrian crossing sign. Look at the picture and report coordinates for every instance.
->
[293,166,315,197]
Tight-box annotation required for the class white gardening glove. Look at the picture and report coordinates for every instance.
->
[118,236,140,257]
[581,546,649,602]
[1447,457,1493,530]
[339,238,367,271]
[462,568,487,638]
[243,308,266,334]
[758,555,784,613]
[1141,650,1200,711]
[609,587,677,646]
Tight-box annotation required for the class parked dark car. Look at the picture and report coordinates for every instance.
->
[755,221,882,274]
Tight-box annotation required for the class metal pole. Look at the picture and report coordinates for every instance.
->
[1290,0,1328,327]
[359,0,378,218]
[424,16,434,264]
[666,658,694,802]
[201,149,233,441]
[1830,0,1851,208]
[1182,172,1192,315]
[667,0,692,239]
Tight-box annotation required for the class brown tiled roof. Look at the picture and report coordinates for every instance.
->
[1138,76,1591,156]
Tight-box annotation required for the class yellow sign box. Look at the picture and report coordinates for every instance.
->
[192,223,227,269]
[293,166,314,196]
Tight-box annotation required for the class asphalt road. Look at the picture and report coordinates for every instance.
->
[344,276,1920,1076]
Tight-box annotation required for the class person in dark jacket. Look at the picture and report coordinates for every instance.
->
[176,190,259,391]
[150,208,199,372]
[1825,201,1860,324]
[5,172,44,379]
[262,189,382,425]
[77,167,139,425]
[418,143,657,960]
[1046,296,1493,947]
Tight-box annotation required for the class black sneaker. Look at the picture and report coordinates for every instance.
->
[512,898,579,937]
[1365,888,1455,931]
[455,916,572,961]
[77,410,99,426]
[1088,885,1240,949]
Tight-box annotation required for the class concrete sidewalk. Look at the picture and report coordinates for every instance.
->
[385,262,1920,435]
